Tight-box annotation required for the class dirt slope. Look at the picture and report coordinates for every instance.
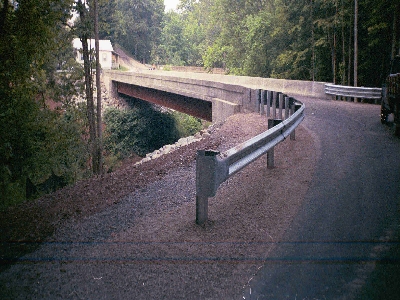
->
[113,45,149,71]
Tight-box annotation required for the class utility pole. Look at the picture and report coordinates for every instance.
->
[353,0,358,103]
[311,0,315,81]
[354,0,358,88]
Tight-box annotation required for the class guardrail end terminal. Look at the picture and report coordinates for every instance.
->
[196,150,220,225]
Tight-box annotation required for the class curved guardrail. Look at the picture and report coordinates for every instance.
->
[195,95,305,224]
[325,83,382,103]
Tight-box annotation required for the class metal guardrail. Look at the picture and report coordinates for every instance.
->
[325,83,382,103]
[195,94,305,225]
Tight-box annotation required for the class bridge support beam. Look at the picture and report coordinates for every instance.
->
[116,82,212,121]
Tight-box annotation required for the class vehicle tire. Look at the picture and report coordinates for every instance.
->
[395,124,400,136]
[394,103,400,136]
[380,86,388,124]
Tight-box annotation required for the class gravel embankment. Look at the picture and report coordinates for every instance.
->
[0,113,317,299]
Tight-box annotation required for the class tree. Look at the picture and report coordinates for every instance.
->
[358,0,400,86]
[113,0,164,63]
[103,103,180,158]
[98,0,118,40]
[156,11,186,65]
[74,0,103,174]
[156,0,210,67]
[156,0,398,86]
[94,0,103,174]
[0,0,89,206]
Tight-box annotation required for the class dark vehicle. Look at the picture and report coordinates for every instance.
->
[381,55,400,136]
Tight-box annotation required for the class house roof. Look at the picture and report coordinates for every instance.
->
[72,38,114,52]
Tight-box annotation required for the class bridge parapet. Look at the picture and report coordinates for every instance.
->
[105,70,251,104]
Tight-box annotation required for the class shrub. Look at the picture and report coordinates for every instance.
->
[104,106,180,158]
[172,111,203,137]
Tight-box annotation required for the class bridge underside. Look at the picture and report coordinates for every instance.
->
[116,82,212,121]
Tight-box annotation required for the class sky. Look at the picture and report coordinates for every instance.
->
[164,0,180,11]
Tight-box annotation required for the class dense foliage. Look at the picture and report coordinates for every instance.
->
[171,110,204,137]
[103,100,203,160]
[156,0,400,87]
[0,0,89,206]
[99,0,164,64]
[104,102,179,158]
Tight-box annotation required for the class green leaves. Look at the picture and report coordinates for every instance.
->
[157,6,206,66]
[111,0,164,63]
[104,105,179,158]
[0,0,90,206]
[103,104,203,160]
[157,0,398,86]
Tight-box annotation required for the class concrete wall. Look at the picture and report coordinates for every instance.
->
[212,98,241,122]
[158,65,225,74]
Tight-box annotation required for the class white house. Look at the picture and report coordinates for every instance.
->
[72,38,118,70]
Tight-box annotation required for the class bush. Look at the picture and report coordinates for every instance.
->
[103,102,206,171]
[172,111,203,137]
[104,105,180,158]
[0,103,89,208]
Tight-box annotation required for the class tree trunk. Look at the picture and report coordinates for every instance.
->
[81,37,97,168]
[333,30,337,84]
[341,0,346,85]
[94,0,103,174]
[348,7,352,86]
[78,0,97,174]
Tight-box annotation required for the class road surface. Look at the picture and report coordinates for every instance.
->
[242,97,400,299]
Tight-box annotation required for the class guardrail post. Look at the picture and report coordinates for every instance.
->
[290,98,296,140]
[196,150,220,225]
[291,103,302,141]
[266,90,272,117]
[260,90,266,115]
[252,89,261,113]
[278,93,284,120]
[284,96,290,120]
[267,119,282,168]
[272,92,278,119]
[196,195,208,226]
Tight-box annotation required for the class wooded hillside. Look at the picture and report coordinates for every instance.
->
[156,0,400,87]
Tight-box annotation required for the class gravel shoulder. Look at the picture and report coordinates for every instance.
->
[0,112,318,299]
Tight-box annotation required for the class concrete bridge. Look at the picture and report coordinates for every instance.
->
[103,70,329,122]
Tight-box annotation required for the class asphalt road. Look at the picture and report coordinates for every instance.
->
[242,97,400,299]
